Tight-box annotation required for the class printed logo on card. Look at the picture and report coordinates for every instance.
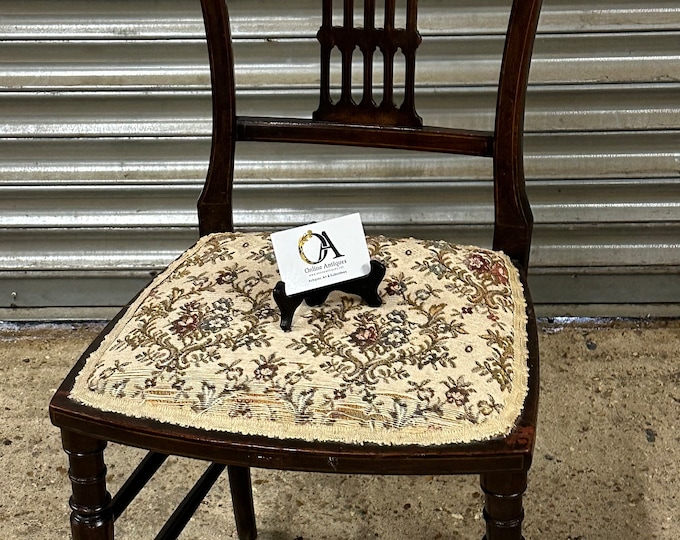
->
[297,230,345,265]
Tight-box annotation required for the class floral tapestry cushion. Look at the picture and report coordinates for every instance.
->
[70,232,528,446]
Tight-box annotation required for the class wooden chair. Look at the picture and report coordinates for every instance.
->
[49,0,543,538]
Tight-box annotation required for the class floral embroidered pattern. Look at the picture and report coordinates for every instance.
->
[70,232,528,446]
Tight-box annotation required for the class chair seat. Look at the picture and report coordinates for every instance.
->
[70,232,528,447]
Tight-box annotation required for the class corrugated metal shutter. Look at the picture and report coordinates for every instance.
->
[2,0,679,318]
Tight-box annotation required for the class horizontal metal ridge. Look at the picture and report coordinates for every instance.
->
[3,223,680,271]
[0,227,197,271]
[2,0,679,39]
[2,33,680,90]
[1,133,678,185]
[2,83,680,137]
[2,177,679,229]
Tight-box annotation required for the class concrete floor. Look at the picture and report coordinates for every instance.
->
[0,319,678,539]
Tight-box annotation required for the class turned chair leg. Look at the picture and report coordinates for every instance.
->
[62,430,114,540]
[480,471,527,540]
[228,465,257,540]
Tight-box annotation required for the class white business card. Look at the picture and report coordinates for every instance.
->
[271,213,371,295]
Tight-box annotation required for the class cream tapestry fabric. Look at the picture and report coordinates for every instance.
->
[70,232,529,446]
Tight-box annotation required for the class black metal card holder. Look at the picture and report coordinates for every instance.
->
[273,260,386,331]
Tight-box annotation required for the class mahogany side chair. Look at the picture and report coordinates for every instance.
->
[49,0,543,538]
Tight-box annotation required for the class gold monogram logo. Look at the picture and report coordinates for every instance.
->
[297,230,344,265]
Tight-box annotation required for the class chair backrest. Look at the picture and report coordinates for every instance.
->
[315,0,423,128]
[198,0,543,269]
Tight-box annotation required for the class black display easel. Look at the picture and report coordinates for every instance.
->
[273,260,386,331]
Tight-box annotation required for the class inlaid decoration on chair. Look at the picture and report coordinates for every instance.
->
[50,1,543,539]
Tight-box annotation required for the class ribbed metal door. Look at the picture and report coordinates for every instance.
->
[1,0,679,318]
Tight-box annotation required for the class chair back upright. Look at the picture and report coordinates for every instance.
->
[198,0,543,269]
